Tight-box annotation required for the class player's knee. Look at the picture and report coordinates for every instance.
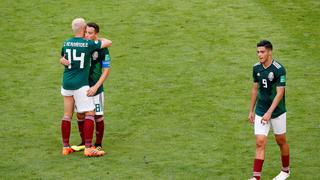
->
[84,111,95,116]
[95,115,104,122]
[77,113,85,120]
[62,115,71,121]
[256,139,266,148]
[85,115,95,121]
[275,136,287,146]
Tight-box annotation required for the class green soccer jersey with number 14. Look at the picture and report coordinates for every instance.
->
[61,37,101,90]
[253,60,286,118]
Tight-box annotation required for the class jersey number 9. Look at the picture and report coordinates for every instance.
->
[262,79,268,88]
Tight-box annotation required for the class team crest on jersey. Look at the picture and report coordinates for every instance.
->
[257,73,260,77]
[92,51,98,61]
[268,72,274,81]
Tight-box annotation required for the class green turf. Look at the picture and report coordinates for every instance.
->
[0,0,319,179]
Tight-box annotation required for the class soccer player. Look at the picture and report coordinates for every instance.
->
[61,23,111,152]
[70,22,111,151]
[248,40,290,180]
[60,18,112,157]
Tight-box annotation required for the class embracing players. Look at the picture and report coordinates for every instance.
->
[60,18,112,157]
[62,22,111,152]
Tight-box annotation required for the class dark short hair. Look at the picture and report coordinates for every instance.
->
[257,40,273,50]
[86,22,100,33]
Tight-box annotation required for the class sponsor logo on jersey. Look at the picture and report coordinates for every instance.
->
[92,51,98,61]
[268,72,274,81]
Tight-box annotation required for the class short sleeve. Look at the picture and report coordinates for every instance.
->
[101,48,111,68]
[277,67,286,87]
[253,66,258,82]
[61,46,65,57]
[88,40,102,52]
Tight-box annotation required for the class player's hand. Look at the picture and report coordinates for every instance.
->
[248,111,255,124]
[87,86,98,97]
[60,55,69,66]
[261,111,272,125]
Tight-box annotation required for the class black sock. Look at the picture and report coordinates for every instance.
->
[95,143,102,147]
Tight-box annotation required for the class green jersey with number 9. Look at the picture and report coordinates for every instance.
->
[253,60,286,118]
[61,37,101,90]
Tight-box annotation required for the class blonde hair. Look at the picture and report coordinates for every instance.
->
[71,18,86,34]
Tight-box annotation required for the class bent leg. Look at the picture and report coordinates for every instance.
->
[95,115,104,147]
[252,135,267,180]
[255,135,267,159]
[63,96,74,117]
[84,111,95,148]
[275,134,290,172]
[252,113,270,180]
[77,113,85,145]
[272,113,290,173]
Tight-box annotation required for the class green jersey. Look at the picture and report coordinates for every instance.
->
[61,37,101,90]
[253,60,286,118]
[89,48,111,95]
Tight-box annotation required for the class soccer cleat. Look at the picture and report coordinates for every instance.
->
[94,146,103,151]
[273,171,290,180]
[71,145,85,151]
[84,147,105,157]
[62,147,75,155]
[248,178,257,180]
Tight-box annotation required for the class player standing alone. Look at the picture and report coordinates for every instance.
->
[248,40,290,180]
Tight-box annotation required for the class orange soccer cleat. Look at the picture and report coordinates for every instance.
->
[84,146,105,157]
[62,147,75,155]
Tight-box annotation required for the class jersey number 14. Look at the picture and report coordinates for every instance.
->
[66,49,85,69]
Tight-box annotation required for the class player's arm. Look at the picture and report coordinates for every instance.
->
[100,38,112,48]
[87,50,111,96]
[248,82,258,124]
[262,68,286,122]
[60,47,69,66]
[269,87,285,114]
[60,55,69,66]
[262,87,285,122]
[87,68,110,96]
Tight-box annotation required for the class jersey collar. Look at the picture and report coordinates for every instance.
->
[262,59,274,69]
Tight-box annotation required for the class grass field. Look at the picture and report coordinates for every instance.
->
[0,0,319,179]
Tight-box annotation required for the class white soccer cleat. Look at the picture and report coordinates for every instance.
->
[248,178,257,180]
[273,171,290,180]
